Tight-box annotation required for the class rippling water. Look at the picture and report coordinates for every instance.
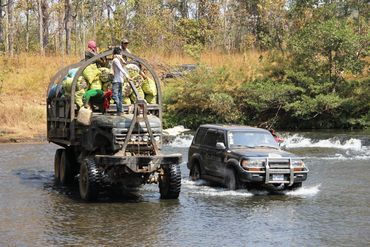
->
[0,131,369,246]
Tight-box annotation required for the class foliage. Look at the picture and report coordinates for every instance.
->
[163,65,242,129]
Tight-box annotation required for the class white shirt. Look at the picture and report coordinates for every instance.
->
[112,57,130,83]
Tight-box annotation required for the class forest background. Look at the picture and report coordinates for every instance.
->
[0,0,369,140]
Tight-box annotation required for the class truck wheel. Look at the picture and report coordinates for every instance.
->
[59,150,73,185]
[225,168,237,190]
[159,164,181,199]
[287,182,302,190]
[189,163,201,181]
[54,149,63,183]
[79,158,99,201]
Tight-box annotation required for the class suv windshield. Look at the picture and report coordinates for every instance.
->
[228,131,279,149]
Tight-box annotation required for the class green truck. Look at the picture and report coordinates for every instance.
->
[47,49,182,201]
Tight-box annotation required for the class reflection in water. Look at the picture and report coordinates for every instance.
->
[0,132,370,246]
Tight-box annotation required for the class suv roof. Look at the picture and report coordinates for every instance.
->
[199,124,269,132]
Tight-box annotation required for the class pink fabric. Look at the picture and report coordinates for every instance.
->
[88,40,97,52]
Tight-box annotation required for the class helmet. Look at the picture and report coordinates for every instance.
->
[122,39,129,44]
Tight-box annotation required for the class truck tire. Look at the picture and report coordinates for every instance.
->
[159,164,181,199]
[79,157,100,201]
[59,150,73,185]
[225,168,237,190]
[189,163,201,181]
[54,149,63,183]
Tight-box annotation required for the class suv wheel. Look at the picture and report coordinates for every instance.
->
[189,163,201,181]
[225,168,237,190]
[159,164,181,199]
[287,182,302,190]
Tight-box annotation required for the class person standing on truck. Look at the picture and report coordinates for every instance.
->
[112,47,131,115]
[121,39,131,61]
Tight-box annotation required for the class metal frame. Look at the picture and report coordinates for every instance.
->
[46,49,163,145]
[263,157,309,186]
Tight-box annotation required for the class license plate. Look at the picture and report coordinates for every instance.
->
[272,174,284,181]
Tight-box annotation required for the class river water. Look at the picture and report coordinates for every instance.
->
[0,131,369,246]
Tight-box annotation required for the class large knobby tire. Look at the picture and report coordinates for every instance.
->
[54,149,63,183]
[225,168,237,190]
[189,162,201,181]
[79,158,100,201]
[159,164,181,199]
[59,150,74,185]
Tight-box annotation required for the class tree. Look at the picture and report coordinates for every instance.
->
[0,0,5,51]
[64,0,71,54]
[37,0,44,55]
[7,0,14,56]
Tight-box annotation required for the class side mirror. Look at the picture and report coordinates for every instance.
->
[216,142,226,149]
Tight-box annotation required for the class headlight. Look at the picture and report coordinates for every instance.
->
[241,159,265,171]
[291,160,305,171]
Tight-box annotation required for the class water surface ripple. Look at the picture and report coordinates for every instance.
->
[0,132,369,246]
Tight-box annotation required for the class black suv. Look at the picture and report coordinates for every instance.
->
[187,125,308,191]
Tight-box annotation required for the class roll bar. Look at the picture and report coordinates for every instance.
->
[47,49,163,121]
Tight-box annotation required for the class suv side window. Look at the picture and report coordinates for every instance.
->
[194,127,207,145]
[204,129,219,147]
[216,131,226,145]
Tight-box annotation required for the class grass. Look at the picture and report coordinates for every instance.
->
[144,50,264,81]
[0,54,79,141]
[0,51,264,141]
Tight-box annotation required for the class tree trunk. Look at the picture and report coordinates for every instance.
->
[81,6,86,57]
[7,0,14,56]
[179,0,188,18]
[25,3,30,52]
[74,14,77,55]
[38,0,44,55]
[0,0,3,51]
[58,2,64,54]
[41,0,49,49]
[64,0,71,55]
[92,0,96,40]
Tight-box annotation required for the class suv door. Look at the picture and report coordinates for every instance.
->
[209,130,227,177]
[188,127,207,167]
[202,129,226,177]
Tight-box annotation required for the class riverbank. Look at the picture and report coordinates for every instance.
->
[1,51,368,142]
[0,51,261,141]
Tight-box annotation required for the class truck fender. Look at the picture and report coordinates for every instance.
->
[189,153,203,173]
[225,158,244,174]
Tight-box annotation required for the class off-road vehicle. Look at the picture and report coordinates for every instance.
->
[187,125,308,191]
[47,49,182,201]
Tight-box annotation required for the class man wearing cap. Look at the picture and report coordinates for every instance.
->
[121,39,131,61]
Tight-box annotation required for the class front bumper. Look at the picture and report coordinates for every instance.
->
[94,153,182,173]
[238,158,309,186]
[239,170,308,184]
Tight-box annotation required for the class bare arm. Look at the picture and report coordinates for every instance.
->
[113,58,131,79]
